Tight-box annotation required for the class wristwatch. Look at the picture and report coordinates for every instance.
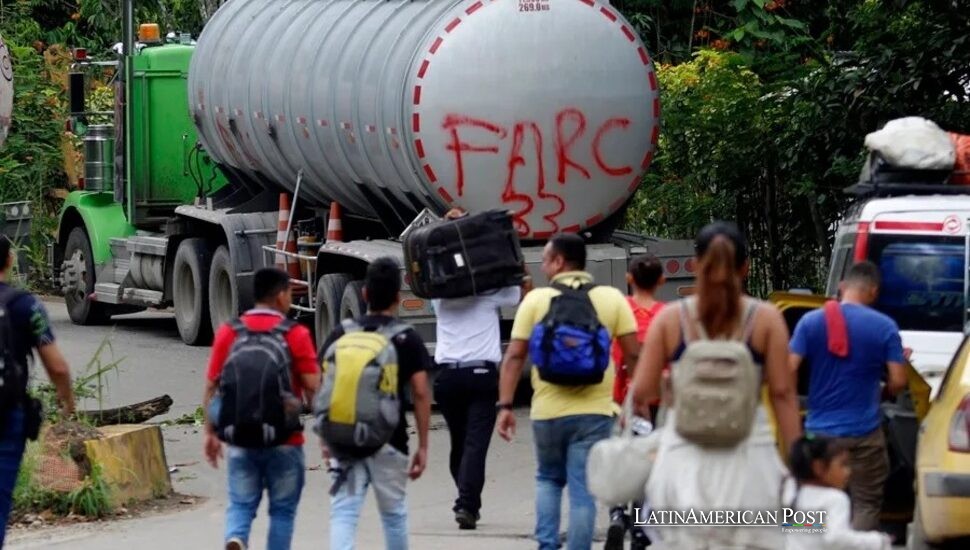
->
[496,402,514,411]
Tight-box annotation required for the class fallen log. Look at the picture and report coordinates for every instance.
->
[77,395,174,427]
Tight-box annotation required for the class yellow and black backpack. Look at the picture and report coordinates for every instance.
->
[314,319,406,459]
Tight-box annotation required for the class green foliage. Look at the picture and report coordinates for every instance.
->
[167,405,205,427]
[32,333,123,423]
[1,1,210,280]
[13,336,121,520]
[620,0,970,293]
[13,442,112,519]
[0,43,64,204]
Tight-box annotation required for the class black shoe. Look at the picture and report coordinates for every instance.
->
[631,529,652,549]
[455,508,477,530]
[605,511,626,550]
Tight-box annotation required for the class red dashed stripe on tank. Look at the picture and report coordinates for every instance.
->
[410,0,659,235]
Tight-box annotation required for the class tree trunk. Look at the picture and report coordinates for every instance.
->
[78,395,174,427]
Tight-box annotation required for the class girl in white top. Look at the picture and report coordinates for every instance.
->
[786,435,892,550]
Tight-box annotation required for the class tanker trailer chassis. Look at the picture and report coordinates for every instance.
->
[51,0,696,352]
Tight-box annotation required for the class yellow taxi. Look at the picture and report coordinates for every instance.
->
[909,337,970,549]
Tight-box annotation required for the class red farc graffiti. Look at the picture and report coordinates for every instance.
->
[440,108,633,236]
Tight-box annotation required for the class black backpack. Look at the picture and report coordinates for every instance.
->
[528,282,612,386]
[215,319,302,448]
[0,286,28,410]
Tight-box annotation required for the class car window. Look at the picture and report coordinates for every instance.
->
[867,234,965,332]
[826,231,855,296]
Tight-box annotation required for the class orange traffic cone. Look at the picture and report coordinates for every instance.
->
[275,193,305,294]
[326,202,344,243]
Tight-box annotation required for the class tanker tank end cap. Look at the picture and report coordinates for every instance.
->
[139,24,161,44]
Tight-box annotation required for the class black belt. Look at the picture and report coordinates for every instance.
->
[438,360,497,370]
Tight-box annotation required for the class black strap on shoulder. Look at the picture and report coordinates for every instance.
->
[0,285,27,308]
[229,318,247,335]
[551,281,594,293]
[272,318,297,335]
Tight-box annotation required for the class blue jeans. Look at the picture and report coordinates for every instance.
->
[0,408,26,548]
[330,444,410,550]
[533,414,612,550]
[225,445,305,549]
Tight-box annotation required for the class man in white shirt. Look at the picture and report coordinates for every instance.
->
[432,209,526,531]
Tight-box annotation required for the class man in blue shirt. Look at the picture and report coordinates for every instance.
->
[0,236,75,546]
[790,261,907,531]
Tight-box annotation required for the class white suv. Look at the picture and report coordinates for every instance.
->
[828,194,970,396]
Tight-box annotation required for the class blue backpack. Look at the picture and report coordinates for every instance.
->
[529,282,611,386]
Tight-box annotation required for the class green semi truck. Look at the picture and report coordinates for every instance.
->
[55,1,695,347]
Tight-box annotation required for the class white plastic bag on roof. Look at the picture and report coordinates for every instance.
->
[864,117,955,170]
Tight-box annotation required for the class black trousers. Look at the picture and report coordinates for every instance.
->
[433,364,498,515]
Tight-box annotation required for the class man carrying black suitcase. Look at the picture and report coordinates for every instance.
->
[432,208,528,531]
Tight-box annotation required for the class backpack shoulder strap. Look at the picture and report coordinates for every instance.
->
[378,321,413,342]
[340,318,362,334]
[229,318,247,335]
[550,281,571,293]
[738,298,760,342]
[272,318,297,336]
[551,279,594,293]
[680,297,707,342]
[0,285,27,308]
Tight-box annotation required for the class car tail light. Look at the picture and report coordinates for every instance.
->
[949,394,970,452]
[853,222,870,262]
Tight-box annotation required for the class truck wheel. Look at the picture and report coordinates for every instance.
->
[314,273,351,344]
[173,238,213,346]
[208,245,237,334]
[340,280,366,320]
[61,227,110,325]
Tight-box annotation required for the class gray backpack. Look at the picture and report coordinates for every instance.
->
[672,297,760,447]
[313,319,409,459]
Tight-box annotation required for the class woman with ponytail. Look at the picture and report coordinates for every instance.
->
[629,222,801,549]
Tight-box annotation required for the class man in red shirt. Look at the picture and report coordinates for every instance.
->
[607,254,664,550]
[203,268,321,550]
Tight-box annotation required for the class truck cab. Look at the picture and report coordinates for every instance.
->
[828,193,970,396]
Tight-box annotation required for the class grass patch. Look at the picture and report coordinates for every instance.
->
[165,406,204,427]
[32,333,123,423]
[11,438,111,520]
[10,336,121,522]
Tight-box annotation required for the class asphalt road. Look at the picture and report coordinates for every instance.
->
[7,301,907,549]
[5,302,551,549]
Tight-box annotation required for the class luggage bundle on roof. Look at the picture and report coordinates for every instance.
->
[850,117,970,197]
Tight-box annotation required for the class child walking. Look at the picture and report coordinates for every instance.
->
[787,435,892,550]
[605,254,665,550]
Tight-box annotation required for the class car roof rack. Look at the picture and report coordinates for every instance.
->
[845,181,970,198]
[846,151,969,198]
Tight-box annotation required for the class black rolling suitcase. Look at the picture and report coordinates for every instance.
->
[404,210,525,299]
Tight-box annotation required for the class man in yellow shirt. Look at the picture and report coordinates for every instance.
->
[496,234,640,550]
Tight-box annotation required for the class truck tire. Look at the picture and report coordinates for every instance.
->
[208,245,237,334]
[340,280,366,320]
[62,227,110,325]
[173,238,214,346]
[314,273,351,344]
